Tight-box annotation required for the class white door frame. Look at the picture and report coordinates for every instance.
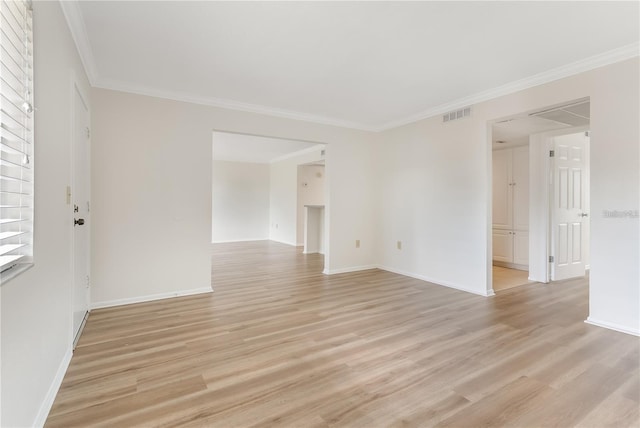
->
[210,130,331,274]
[71,73,91,347]
[487,115,590,294]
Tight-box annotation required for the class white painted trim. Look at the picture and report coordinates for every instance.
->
[33,347,73,428]
[379,43,639,131]
[378,266,496,297]
[270,144,325,163]
[70,70,92,351]
[62,6,638,135]
[91,287,212,310]
[585,317,640,337]
[323,265,378,275]
[94,78,376,132]
[212,238,269,244]
[59,0,97,85]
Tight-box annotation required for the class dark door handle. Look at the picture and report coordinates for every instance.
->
[74,218,85,226]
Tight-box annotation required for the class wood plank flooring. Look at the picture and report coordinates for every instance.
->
[46,241,640,427]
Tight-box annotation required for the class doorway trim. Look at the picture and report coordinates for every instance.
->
[70,71,91,348]
[486,99,591,294]
[211,129,332,273]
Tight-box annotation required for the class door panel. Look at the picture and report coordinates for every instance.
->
[571,222,582,262]
[492,229,512,263]
[492,149,511,229]
[513,231,529,266]
[551,132,588,280]
[512,146,529,231]
[72,86,90,346]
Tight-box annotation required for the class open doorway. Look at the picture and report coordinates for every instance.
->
[297,161,326,254]
[211,131,328,276]
[490,99,590,293]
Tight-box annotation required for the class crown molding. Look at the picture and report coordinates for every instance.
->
[60,1,638,135]
[93,77,378,132]
[379,42,639,131]
[59,0,97,85]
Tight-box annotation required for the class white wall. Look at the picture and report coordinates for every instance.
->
[212,160,270,242]
[269,149,324,246]
[297,164,325,245]
[91,88,378,303]
[378,58,639,333]
[0,2,92,426]
[587,59,639,335]
[378,115,489,295]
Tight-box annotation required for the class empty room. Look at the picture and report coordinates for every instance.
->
[0,1,638,427]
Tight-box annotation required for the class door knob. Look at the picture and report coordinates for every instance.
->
[74,218,85,226]
[579,213,589,217]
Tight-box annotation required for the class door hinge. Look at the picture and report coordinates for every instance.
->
[85,127,90,139]
[86,275,90,287]
[549,256,554,263]
[549,150,555,158]
[585,131,590,137]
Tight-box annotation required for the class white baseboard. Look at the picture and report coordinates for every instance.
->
[378,265,495,297]
[91,287,213,310]
[34,347,73,427]
[323,264,378,275]
[585,317,640,336]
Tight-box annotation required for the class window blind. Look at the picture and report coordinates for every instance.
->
[0,0,33,279]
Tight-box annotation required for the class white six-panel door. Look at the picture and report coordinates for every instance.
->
[551,132,589,280]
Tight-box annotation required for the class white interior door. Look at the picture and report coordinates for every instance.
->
[551,132,589,281]
[72,85,90,346]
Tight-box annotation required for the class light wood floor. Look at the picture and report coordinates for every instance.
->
[47,241,639,427]
[492,266,536,292]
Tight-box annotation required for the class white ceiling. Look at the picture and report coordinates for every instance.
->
[213,132,321,163]
[64,1,639,131]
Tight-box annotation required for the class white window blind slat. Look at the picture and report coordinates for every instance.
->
[0,254,23,270]
[0,0,33,278]
[0,98,28,123]
[0,138,27,156]
[0,242,24,255]
[0,124,30,147]
[0,230,24,239]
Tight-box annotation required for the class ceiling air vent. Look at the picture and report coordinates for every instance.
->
[443,107,471,123]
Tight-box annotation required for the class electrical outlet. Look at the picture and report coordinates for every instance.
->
[355,239,360,248]
[397,241,402,250]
